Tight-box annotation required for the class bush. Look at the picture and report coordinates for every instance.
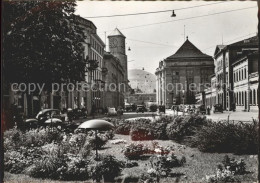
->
[149,104,158,112]
[130,125,154,141]
[219,155,246,175]
[204,156,245,183]
[90,155,123,182]
[166,115,209,142]
[4,128,24,151]
[190,120,258,154]
[123,143,150,160]
[27,154,67,179]
[115,122,132,135]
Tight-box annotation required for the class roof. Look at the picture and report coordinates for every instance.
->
[108,28,126,38]
[232,50,259,66]
[167,38,212,59]
[229,36,258,47]
[214,45,227,56]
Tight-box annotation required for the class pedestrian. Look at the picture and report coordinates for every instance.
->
[176,105,179,116]
[207,106,211,115]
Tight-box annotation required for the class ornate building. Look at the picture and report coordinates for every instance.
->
[155,37,214,108]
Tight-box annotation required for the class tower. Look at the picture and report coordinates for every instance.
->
[108,28,128,82]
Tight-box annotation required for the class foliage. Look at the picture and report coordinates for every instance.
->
[204,156,245,183]
[90,155,123,182]
[4,147,42,174]
[123,143,151,160]
[205,169,238,183]
[219,155,246,175]
[147,153,186,182]
[130,124,154,141]
[149,104,158,112]
[190,120,258,154]
[27,153,67,179]
[115,121,132,135]
[166,115,209,142]
[4,128,24,151]
[3,1,87,87]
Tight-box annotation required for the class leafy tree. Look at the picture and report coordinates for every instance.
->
[3,1,87,90]
[3,1,87,117]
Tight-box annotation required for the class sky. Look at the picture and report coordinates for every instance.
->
[75,1,258,74]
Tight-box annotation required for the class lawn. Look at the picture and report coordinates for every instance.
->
[5,133,257,183]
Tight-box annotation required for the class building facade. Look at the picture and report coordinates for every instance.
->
[126,93,156,106]
[233,51,258,112]
[103,52,125,108]
[213,36,258,111]
[67,16,105,113]
[155,37,214,108]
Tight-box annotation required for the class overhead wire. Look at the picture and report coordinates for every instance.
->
[84,1,227,19]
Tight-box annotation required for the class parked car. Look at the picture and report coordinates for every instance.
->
[158,105,165,113]
[108,107,117,116]
[197,105,206,115]
[136,105,145,113]
[25,109,65,128]
[213,104,223,113]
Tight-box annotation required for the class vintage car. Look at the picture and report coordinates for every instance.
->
[25,109,65,128]
[197,105,206,115]
[136,105,146,113]
[213,104,223,113]
[158,105,165,113]
[107,107,117,116]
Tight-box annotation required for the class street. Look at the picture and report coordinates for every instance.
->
[165,109,258,122]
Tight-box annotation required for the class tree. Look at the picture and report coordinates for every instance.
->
[3,1,86,89]
[3,1,87,117]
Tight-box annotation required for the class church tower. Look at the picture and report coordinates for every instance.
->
[108,28,128,82]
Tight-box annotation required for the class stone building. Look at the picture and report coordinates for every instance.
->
[233,51,258,112]
[103,52,125,108]
[108,28,128,84]
[213,36,258,110]
[155,37,214,108]
[66,16,105,114]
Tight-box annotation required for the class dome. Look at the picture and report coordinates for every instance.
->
[128,69,156,94]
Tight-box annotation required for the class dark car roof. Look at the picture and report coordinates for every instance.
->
[40,109,60,114]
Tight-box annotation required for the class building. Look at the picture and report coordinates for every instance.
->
[128,69,156,94]
[108,28,128,84]
[232,51,258,112]
[107,28,129,107]
[126,93,156,106]
[155,37,214,108]
[103,52,125,108]
[213,36,258,110]
[66,16,105,113]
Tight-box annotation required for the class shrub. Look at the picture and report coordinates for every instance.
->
[4,128,24,151]
[204,156,244,183]
[23,128,63,147]
[190,120,258,154]
[90,155,123,182]
[166,115,209,142]
[27,154,67,179]
[130,125,154,141]
[123,143,150,160]
[149,104,158,112]
[219,155,246,175]
[147,153,186,181]
[60,155,90,181]
[115,121,132,135]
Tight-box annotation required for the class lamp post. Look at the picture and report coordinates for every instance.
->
[182,89,185,116]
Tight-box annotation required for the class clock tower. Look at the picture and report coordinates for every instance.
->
[108,28,128,82]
